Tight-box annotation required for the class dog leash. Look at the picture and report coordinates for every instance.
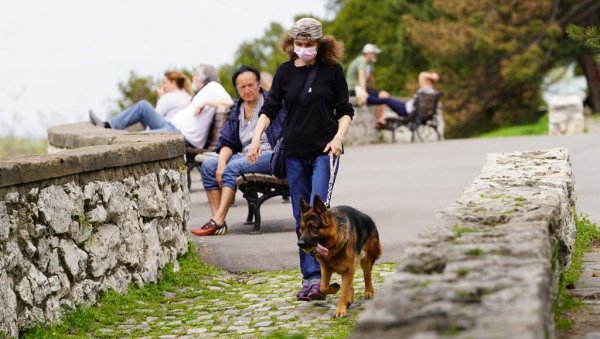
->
[324,153,339,208]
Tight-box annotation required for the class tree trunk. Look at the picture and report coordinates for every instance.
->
[578,55,600,113]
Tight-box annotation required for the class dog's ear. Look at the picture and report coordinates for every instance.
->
[300,196,311,214]
[313,194,328,215]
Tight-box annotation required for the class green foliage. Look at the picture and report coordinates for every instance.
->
[554,212,600,330]
[114,71,158,116]
[0,138,46,157]
[328,0,435,95]
[219,22,290,97]
[327,0,596,137]
[566,24,600,63]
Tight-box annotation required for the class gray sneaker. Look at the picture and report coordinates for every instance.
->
[89,109,105,126]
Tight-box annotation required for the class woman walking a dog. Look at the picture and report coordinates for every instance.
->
[247,18,354,301]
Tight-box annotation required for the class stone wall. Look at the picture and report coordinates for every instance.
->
[353,148,575,339]
[0,124,190,337]
[345,105,380,146]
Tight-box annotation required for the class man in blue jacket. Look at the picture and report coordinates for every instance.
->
[192,65,285,236]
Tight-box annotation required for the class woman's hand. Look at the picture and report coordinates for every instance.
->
[324,136,343,157]
[156,85,165,97]
[246,141,262,165]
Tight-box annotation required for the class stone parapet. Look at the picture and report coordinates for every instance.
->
[353,148,575,339]
[0,123,190,337]
[345,105,380,146]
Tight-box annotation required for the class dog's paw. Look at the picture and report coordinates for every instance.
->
[365,290,374,299]
[329,283,340,293]
[333,308,347,318]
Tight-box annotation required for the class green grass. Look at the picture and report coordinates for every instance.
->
[21,242,222,338]
[20,241,396,338]
[478,114,548,138]
[0,137,46,157]
[554,212,600,330]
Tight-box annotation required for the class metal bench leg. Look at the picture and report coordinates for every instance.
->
[244,192,257,225]
[389,126,397,143]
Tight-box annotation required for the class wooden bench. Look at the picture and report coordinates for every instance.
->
[184,109,230,189]
[384,91,443,143]
[236,173,290,234]
[184,109,290,233]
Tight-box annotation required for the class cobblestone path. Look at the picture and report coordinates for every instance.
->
[89,263,396,338]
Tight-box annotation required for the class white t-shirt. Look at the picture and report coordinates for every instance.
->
[170,81,232,148]
[155,90,192,121]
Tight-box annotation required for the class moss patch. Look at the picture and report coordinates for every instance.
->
[555,212,600,331]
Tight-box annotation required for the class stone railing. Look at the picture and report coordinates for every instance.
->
[353,148,575,339]
[0,123,190,337]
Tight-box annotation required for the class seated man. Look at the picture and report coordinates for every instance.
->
[89,64,233,149]
[191,65,285,236]
[346,43,390,126]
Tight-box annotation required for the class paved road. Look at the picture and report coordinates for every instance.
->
[190,134,600,272]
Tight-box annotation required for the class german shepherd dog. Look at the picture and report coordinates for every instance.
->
[297,195,382,317]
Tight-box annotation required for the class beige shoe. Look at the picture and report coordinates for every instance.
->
[354,86,368,106]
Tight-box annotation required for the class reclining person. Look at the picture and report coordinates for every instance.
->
[89,64,233,148]
[191,65,285,236]
[381,71,440,118]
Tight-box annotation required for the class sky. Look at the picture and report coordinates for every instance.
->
[0,0,329,138]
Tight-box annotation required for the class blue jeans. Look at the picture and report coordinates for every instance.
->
[286,154,340,286]
[109,100,179,131]
[200,152,273,190]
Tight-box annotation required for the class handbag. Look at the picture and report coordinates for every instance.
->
[270,64,320,179]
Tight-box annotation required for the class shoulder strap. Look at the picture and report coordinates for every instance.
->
[287,64,320,130]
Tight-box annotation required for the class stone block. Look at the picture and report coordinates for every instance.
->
[38,186,73,234]
[353,148,574,338]
[548,95,584,135]
[84,224,119,278]
[0,272,17,337]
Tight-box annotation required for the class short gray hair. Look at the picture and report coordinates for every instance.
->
[193,64,219,84]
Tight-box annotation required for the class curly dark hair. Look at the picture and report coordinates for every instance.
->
[280,33,345,66]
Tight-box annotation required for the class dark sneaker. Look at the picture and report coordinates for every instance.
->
[296,285,310,301]
[89,109,105,126]
[191,219,228,236]
[307,283,325,301]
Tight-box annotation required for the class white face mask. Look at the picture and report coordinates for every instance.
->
[294,45,318,62]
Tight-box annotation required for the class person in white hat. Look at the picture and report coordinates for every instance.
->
[346,43,393,127]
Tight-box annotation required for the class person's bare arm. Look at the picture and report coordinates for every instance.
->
[246,114,271,164]
[358,69,368,90]
[418,71,440,88]
[324,115,352,157]
[194,97,235,116]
